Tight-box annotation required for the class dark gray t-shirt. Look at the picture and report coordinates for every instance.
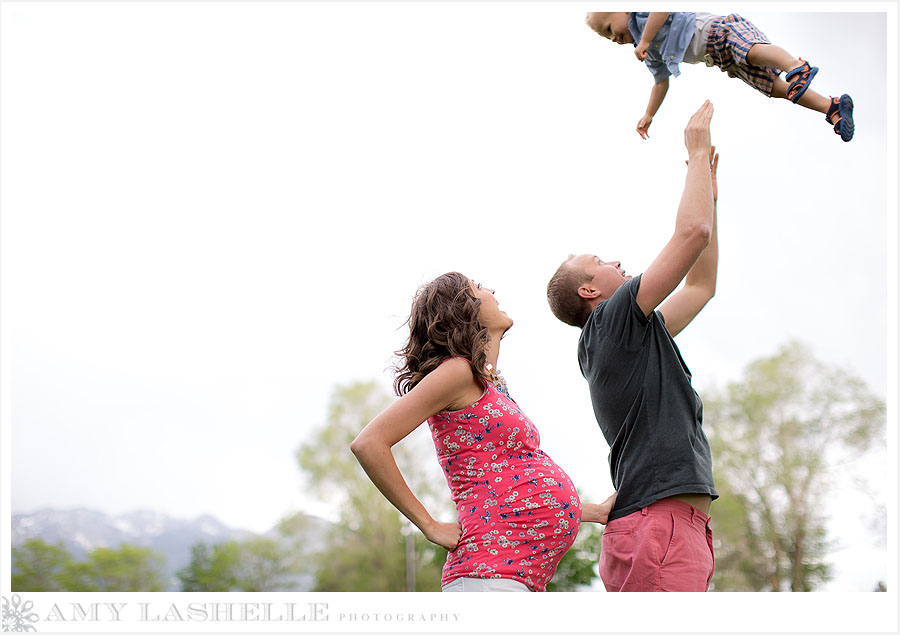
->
[578,274,717,521]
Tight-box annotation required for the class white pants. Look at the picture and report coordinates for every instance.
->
[441,577,531,592]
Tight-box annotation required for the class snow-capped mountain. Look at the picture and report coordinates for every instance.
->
[11,508,325,590]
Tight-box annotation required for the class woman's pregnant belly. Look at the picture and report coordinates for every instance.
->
[442,452,582,591]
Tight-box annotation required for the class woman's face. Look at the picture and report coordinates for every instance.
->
[470,280,514,333]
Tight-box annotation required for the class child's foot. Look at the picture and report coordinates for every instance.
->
[785,59,818,103]
[826,94,854,142]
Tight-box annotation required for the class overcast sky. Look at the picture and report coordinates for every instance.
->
[1,1,894,601]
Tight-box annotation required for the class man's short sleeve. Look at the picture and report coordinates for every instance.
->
[587,274,650,351]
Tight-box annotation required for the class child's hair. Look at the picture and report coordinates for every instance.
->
[584,12,607,34]
[546,256,594,328]
[393,272,490,396]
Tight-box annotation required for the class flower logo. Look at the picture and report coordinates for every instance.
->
[1,595,39,632]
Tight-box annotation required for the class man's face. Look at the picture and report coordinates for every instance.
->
[589,12,634,45]
[570,254,631,301]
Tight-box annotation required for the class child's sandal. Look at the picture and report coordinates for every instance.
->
[785,59,819,103]
[826,94,854,142]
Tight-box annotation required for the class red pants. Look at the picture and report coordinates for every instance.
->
[599,498,715,592]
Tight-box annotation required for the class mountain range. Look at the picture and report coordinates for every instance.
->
[11,508,328,591]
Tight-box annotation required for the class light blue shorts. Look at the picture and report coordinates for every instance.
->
[441,577,531,592]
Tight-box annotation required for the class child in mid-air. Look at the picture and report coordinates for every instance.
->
[586,12,854,142]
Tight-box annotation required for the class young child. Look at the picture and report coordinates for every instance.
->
[586,12,854,142]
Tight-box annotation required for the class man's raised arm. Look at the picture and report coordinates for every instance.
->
[635,100,715,317]
[659,148,719,336]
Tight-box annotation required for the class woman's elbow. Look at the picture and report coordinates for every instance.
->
[349,433,370,458]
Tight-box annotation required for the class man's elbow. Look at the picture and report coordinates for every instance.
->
[694,222,713,246]
[695,271,717,303]
[676,222,712,251]
[684,278,716,303]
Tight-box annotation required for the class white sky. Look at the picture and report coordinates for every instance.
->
[1,0,895,607]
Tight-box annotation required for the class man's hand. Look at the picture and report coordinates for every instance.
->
[423,520,462,551]
[635,100,715,319]
[637,114,653,139]
[684,100,713,158]
[710,145,719,202]
[580,492,618,525]
[634,41,650,61]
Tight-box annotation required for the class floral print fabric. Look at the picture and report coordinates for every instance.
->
[428,377,581,592]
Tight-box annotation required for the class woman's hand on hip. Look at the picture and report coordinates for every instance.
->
[424,520,462,551]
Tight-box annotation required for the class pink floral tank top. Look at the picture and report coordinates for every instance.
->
[427,366,581,592]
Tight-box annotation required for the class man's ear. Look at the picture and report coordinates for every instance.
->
[577,284,599,300]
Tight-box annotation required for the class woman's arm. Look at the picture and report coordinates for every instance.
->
[350,359,473,549]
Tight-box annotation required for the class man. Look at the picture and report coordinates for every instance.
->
[546,101,719,592]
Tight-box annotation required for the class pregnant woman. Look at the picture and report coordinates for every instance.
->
[350,272,615,592]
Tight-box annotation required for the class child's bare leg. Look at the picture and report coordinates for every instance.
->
[771,77,831,114]
[746,43,802,73]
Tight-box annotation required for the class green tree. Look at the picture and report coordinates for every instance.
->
[274,511,326,569]
[704,341,885,591]
[177,541,240,591]
[76,544,167,591]
[295,380,448,591]
[177,537,300,591]
[546,522,603,592]
[11,539,75,592]
[233,536,297,591]
[13,540,167,591]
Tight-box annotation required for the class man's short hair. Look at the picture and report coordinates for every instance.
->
[547,255,594,328]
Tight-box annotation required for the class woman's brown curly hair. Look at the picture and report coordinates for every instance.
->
[393,272,491,396]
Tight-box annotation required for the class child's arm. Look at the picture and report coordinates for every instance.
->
[635,12,669,61]
[637,77,669,139]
